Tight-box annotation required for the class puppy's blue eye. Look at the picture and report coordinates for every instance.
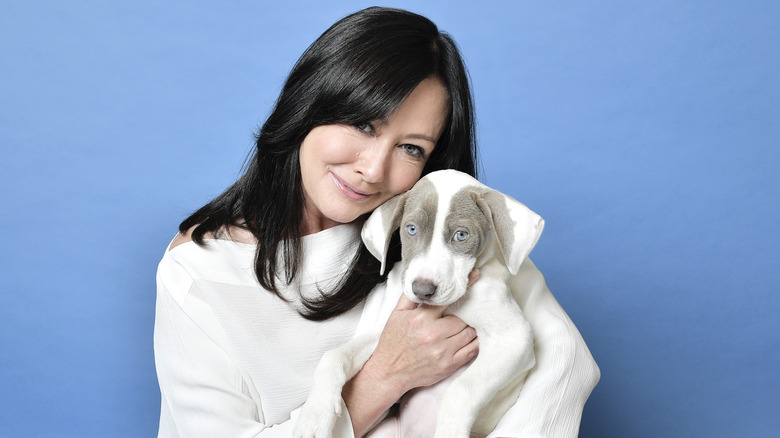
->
[453,230,469,242]
[406,224,417,236]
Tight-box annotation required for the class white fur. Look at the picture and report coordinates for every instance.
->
[294,170,543,438]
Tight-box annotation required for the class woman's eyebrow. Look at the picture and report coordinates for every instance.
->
[407,133,437,143]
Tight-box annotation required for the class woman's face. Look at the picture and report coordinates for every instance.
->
[299,77,449,234]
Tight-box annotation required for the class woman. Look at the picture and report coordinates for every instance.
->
[154,7,599,438]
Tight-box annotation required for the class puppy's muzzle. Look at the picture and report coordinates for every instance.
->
[412,278,437,300]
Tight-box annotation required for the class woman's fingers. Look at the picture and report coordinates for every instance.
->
[374,292,479,392]
[450,325,479,365]
[395,293,474,340]
[394,293,419,311]
[467,267,480,286]
[417,302,450,318]
[435,313,472,338]
[396,293,449,318]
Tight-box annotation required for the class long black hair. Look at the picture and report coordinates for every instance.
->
[180,7,478,320]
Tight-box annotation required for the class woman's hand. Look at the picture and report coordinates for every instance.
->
[363,267,480,395]
[362,294,479,395]
[342,268,480,436]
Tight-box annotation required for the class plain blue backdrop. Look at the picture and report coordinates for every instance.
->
[1,1,778,437]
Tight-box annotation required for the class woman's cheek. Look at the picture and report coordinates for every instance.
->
[390,166,425,195]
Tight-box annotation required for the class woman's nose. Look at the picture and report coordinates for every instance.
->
[355,143,391,183]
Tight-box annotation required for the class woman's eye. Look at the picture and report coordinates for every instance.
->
[452,230,469,242]
[406,224,418,236]
[401,144,425,159]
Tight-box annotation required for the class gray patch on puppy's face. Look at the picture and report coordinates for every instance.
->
[443,188,491,259]
[399,179,437,269]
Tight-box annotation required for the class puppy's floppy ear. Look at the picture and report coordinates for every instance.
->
[361,193,407,275]
[476,190,545,275]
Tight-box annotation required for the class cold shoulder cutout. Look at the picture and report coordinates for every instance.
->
[167,230,194,251]
[167,225,257,252]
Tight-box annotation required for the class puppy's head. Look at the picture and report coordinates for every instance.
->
[362,170,545,306]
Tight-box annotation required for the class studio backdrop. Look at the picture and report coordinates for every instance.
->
[1,1,778,437]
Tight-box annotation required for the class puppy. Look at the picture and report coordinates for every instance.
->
[294,169,544,438]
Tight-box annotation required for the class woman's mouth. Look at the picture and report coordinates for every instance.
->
[330,172,373,201]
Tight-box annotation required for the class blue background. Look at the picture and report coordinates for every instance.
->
[2,1,778,437]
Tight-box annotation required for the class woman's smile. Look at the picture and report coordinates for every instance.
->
[330,172,374,201]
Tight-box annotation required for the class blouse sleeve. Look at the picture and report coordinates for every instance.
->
[153,252,356,438]
[488,259,600,438]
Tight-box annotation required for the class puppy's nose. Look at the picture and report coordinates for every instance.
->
[412,279,437,299]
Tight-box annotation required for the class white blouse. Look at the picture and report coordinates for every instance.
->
[154,222,600,437]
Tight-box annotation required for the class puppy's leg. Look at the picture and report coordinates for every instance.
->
[432,281,535,438]
[432,341,531,438]
[294,333,379,438]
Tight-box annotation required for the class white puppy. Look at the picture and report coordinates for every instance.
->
[294,169,545,438]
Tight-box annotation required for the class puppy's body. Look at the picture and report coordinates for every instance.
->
[396,261,533,438]
[294,170,544,438]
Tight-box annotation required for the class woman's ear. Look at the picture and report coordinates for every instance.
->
[361,193,407,275]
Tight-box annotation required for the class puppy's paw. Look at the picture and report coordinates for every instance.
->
[293,391,344,438]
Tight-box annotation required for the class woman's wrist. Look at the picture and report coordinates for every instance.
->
[342,356,407,436]
[360,354,411,397]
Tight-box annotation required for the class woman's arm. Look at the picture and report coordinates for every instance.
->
[489,259,600,438]
[155,279,269,436]
[154,255,358,438]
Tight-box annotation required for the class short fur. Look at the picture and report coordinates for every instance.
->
[294,170,544,438]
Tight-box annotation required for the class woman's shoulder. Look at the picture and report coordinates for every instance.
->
[167,224,257,252]
[168,228,195,251]
[158,227,259,301]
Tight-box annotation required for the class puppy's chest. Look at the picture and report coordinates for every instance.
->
[444,281,523,339]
